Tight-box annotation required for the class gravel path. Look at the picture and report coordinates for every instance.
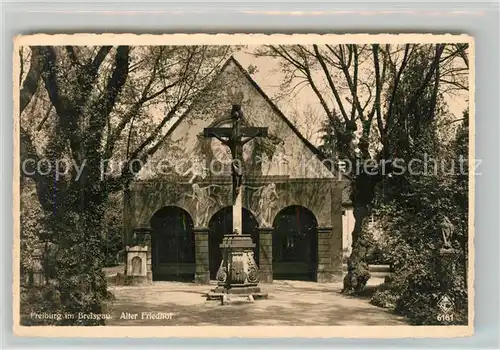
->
[105,279,408,326]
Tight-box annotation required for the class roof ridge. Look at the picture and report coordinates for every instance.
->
[228,57,346,178]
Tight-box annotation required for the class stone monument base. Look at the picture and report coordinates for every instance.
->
[124,275,151,286]
[124,243,152,285]
[206,234,268,304]
[206,289,268,305]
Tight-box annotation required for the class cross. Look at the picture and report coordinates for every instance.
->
[204,104,268,235]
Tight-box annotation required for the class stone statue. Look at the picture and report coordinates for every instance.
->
[440,215,455,249]
[203,103,269,299]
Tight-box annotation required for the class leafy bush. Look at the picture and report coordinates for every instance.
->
[103,193,125,267]
[370,288,398,309]
[368,111,469,325]
[104,227,123,267]
[365,230,391,265]
[394,261,467,325]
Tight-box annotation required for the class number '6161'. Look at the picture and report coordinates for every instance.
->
[437,314,454,322]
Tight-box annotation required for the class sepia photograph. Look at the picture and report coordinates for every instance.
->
[14,34,473,337]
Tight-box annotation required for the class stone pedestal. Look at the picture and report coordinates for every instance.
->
[437,248,459,293]
[434,248,460,317]
[125,228,152,285]
[207,234,267,302]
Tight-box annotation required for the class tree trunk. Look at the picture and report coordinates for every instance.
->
[342,168,380,294]
[50,192,109,325]
[342,204,371,294]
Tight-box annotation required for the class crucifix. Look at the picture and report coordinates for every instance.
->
[204,104,268,235]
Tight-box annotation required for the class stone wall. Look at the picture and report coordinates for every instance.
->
[127,177,345,239]
[139,58,336,182]
[125,178,344,283]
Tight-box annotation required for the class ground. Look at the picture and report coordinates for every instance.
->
[104,278,408,326]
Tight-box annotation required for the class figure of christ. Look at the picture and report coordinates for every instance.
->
[204,105,268,235]
[204,105,268,204]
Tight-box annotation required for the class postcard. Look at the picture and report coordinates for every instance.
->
[13,33,474,338]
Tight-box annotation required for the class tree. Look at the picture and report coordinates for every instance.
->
[18,45,234,324]
[288,103,324,145]
[370,112,469,325]
[20,179,48,286]
[367,48,469,324]
[256,43,468,293]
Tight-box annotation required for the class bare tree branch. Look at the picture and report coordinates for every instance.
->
[36,105,53,132]
[92,46,112,70]
[404,44,446,116]
[313,44,349,122]
[385,44,412,135]
[372,44,384,139]
[90,46,130,131]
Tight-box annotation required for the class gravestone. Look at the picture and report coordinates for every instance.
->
[30,247,45,287]
[125,228,152,285]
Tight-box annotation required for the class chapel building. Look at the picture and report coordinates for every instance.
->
[123,57,353,284]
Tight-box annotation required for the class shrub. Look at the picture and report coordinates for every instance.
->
[104,227,123,267]
[370,289,398,309]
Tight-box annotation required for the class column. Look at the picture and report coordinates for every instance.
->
[327,182,344,282]
[258,227,273,283]
[317,226,333,283]
[145,232,152,282]
[434,247,460,321]
[233,189,243,234]
[194,227,210,284]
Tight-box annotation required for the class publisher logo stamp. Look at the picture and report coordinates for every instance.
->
[437,294,455,322]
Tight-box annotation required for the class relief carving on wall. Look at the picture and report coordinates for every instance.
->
[185,183,227,227]
[182,156,209,184]
[246,183,279,227]
[251,131,289,177]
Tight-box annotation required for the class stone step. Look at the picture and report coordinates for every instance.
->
[222,294,255,305]
[206,291,268,304]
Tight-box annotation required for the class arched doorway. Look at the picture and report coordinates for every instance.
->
[272,206,318,281]
[150,206,195,281]
[208,207,259,280]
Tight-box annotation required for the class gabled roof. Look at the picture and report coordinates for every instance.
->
[161,56,348,181]
[226,57,329,162]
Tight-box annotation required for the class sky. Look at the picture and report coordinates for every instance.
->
[231,46,469,147]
